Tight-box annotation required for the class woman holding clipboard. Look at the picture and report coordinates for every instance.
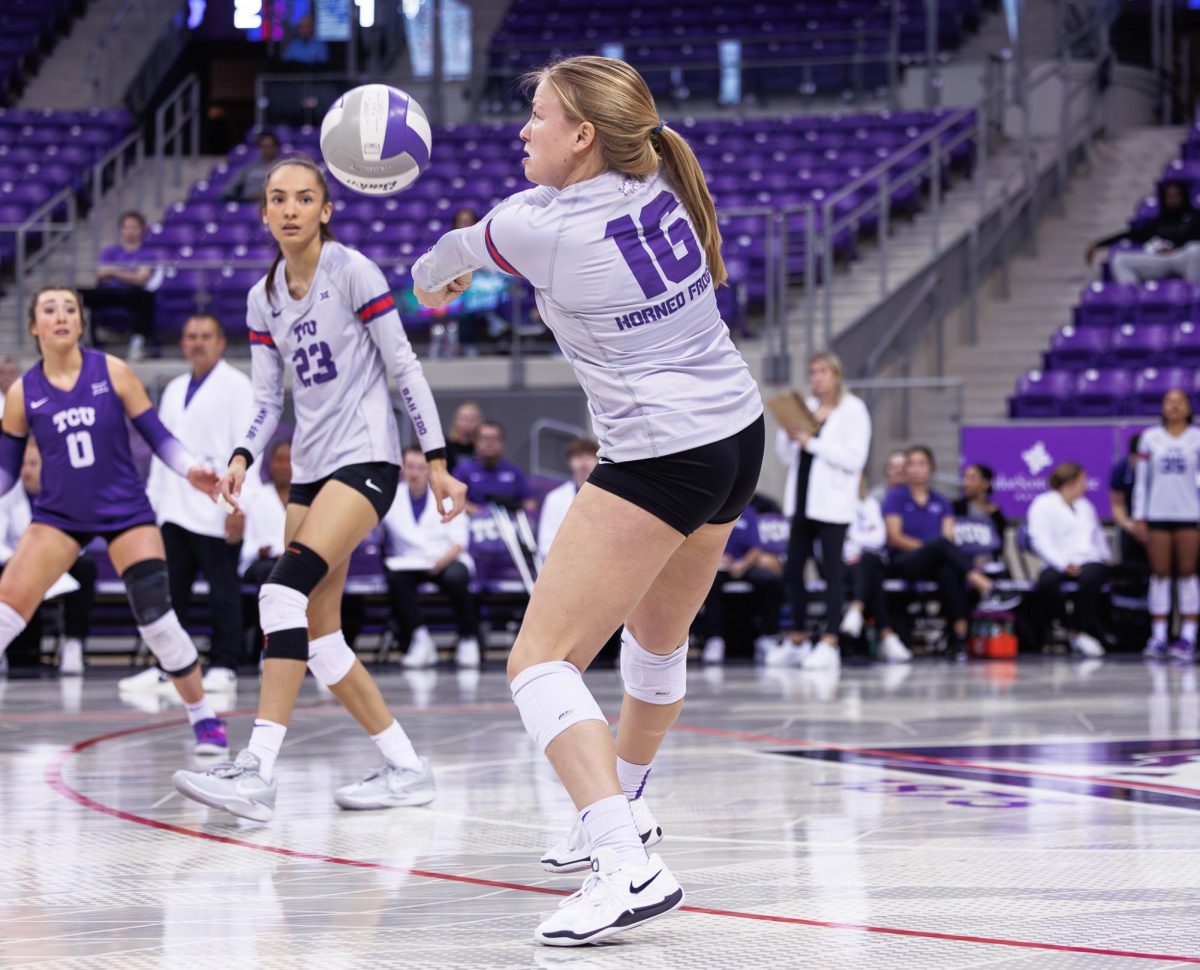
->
[772,352,872,668]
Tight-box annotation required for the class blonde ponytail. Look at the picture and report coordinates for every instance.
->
[526,56,727,286]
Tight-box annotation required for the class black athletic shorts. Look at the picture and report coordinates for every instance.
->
[62,519,157,549]
[288,461,400,521]
[1147,520,1200,533]
[587,414,765,536]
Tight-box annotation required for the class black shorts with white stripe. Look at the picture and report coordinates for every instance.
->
[288,461,400,520]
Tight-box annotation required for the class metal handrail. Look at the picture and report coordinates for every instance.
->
[11,185,78,348]
[489,28,895,55]
[155,75,201,208]
[90,129,146,265]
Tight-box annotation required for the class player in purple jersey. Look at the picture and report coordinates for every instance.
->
[173,158,466,823]
[0,287,226,755]
[414,57,763,946]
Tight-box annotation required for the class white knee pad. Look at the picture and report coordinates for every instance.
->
[1149,576,1173,616]
[259,583,309,635]
[308,630,356,686]
[510,660,606,753]
[620,629,687,705]
[139,610,199,676]
[1179,576,1200,616]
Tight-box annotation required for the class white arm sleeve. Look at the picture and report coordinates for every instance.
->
[412,187,561,291]
[237,297,285,464]
[1132,450,1149,521]
[350,256,446,454]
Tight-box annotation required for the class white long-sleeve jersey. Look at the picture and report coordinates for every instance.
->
[240,242,445,483]
[1132,425,1200,522]
[412,170,763,462]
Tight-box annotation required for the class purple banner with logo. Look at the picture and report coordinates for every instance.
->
[961,424,1151,519]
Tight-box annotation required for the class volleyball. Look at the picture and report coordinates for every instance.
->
[319,84,432,196]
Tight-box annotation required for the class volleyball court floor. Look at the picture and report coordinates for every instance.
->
[2,658,1198,968]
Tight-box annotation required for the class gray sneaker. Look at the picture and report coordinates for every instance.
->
[173,750,277,822]
[333,758,436,810]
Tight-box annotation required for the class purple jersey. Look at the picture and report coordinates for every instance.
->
[454,458,530,507]
[98,243,150,289]
[23,349,154,533]
[882,484,951,550]
[724,506,760,560]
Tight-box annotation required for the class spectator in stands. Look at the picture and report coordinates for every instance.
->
[454,421,535,514]
[224,131,281,203]
[1086,180,1200,284]
[445,400,482,473]
[697,504,784,665]
[1026,462,1110,658]
[774,351,871,670]
[148,314,254,691]
[383,446,481,669]
[1109,432,1147,572]
[841,479,911,662]
[81,210,158,361]
[884,445,994,655]
[0,441,96,675]
[0,358,18,400]
[870,448,907,503]
[239,439,291,660]
[538,437,599,563]
[281,14,329,67]
[953,463,1006,535]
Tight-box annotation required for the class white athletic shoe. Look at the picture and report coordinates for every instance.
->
[701,636,725,664]
[58,638,84,676]
[1070,632,1106,659]
[126,333,147,362]
[764,639,810,667]
[402,628,438,668]
[541,797,663,874]
[535,848,684,946]
[455,637,481,668]
[333,757,436,810]
[839,606,864,639]
[117,666,174,694]
[878,632,913,663]
[202,666,238,692]
[753,635,780,661]
[801,640,840,670]
[173,750,277,822]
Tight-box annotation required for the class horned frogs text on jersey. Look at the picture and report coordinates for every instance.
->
[240,242,444,483]
[412,170,762,462]
[1133,424,1200,522]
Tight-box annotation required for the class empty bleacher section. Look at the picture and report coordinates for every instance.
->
[0,0,83,105]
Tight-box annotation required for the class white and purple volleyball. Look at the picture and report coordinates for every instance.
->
[320,84,432,196]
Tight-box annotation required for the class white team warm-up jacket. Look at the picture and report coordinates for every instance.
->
[775,391,872,525]
[381,487,473,575]
[148,359,255,539]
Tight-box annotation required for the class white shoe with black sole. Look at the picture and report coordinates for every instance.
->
[535,848,684,946]
[541,797,663,874]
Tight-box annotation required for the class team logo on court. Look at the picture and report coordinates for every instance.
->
[1021,440,1053,475]
[776,738,1200,812]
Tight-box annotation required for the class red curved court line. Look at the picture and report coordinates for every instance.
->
[41,717,1200,964]
[673,723,1200,800]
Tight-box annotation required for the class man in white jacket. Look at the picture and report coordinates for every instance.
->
[145,315,255,691]
[537,436,599,563]
[383,445,481,668]
[1026,462,1111,657]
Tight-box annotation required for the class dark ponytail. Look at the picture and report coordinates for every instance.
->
[262,157,337,306]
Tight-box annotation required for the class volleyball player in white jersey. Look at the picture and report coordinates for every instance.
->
[414,57,763,946]
[1134,388,1200,662]
[174,158,466,821]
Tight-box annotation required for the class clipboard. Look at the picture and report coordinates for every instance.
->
[767,391,818,435]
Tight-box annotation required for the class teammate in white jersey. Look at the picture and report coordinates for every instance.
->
[414,56,764,946]
[174,158,467,822]
[1133,388,1200,661]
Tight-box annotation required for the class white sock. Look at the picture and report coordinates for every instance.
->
[0,601,25,659]
[580,793,647,868]
[1183,620,1198,644]
[184,698,216,726]
[616,756,652,801]
[371,719,422,771]
[1153,618,1169,642]
[247,718,287,781]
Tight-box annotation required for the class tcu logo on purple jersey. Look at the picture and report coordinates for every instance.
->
[51,406,96,434]
[50,406,96,470]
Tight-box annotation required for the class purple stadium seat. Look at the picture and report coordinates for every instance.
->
[1135,279,1193,325]
[1169,321,1200,366]
[1109,323,1169,365]
[1009,370,1073,418]
[1045,325,1110,370]
[1131,366,1192,416]
[1076,281,1136,328]
[1074,368,1132,417]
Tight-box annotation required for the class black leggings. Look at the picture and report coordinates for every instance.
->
[698,566,785,640]
[1034,563,1110,640]
[163,523,244,670]
[784,516,848,638]
[848,550,892,632]
[386,562,479,643]
[889,537,975,625]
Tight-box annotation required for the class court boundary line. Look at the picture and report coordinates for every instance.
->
[39,713,1200,964]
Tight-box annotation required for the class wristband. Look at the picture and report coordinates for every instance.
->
[230,447,255,469]
[424,448,447,463]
